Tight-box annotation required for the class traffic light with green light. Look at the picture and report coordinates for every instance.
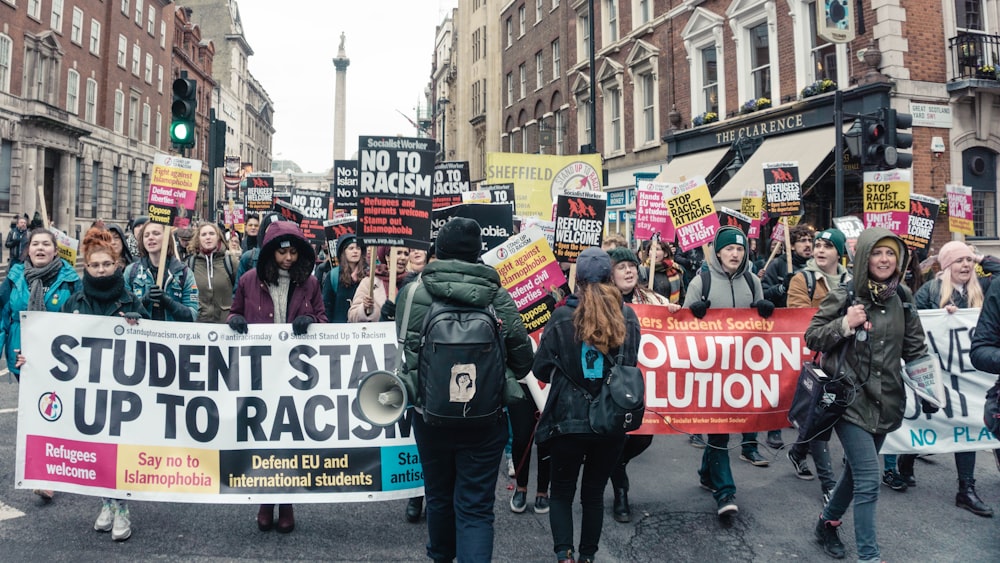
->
[170,77,197,148]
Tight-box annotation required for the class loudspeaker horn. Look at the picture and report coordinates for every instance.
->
[356,370,408,426]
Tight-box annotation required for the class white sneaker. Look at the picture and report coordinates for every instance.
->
[507,457,516,478]
[94,500,115,532]
[111,502,131,541]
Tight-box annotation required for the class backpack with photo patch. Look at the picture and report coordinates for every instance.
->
[417,291,507,427]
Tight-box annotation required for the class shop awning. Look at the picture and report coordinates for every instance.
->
[653,146,731,184]
[711,126,839,209]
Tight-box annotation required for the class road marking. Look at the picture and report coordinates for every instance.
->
[0,501,26,521]
[0,408,16,414]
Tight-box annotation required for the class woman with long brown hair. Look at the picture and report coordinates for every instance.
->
[533,248,641,563]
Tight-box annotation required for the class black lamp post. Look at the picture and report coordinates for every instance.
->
[437,97,450,162]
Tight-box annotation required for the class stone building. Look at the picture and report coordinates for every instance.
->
[0,0,175,234]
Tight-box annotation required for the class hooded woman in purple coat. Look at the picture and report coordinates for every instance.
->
[227,220,326,533]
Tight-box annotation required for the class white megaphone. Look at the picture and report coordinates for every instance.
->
[356,370,409,426]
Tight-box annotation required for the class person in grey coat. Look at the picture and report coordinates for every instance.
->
[682,226,774,518]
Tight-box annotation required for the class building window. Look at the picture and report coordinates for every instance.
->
[506,17,512,47]
[131,44,140,76]
[0,140,11,212]
[956,0,985,31]
[578,12,591,62]
[702,45,718,114]
[640,72,655,143]
[113,89,124,133]
[807,2,837,82]
[85,78,97,123]
[552,39,560,79]
[91,161,100,218]
[578,97,591,151]
[553,0,559,8]
[160,21,166,49]
[519,6,526,36]
[636,0,651,26]
[66,69,79,114]
[748,22,771,100]
[135,0,143,25]
[536,51,544,90]
[121,0,129,16]
[605,0,618,44]
[51,0,64,33]
[606,85,622,151]
[157,65,163,93]
[23,33,61,104]
[129,94,139,139]
[147,6,156,35]
[28,0,41,20]
[117,35,127,67]
[519,64,526,99]
[506,72,513,106]
[555,109,565,155]
[90,19,101,55]
[155,111,161,148]
[536,0,543,23]
[71,8,83,44]
[144,53,153,83]
[0,34,10,94]
[142,103,151,143]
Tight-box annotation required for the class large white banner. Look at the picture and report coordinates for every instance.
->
[883,309,1000,454]
[16,312,421,503]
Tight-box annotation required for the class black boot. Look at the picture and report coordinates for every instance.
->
[956,479,994,517]
[814,516,846,559]
[898,454,917,487]
[405,496,423,523]
[613,487,631,523]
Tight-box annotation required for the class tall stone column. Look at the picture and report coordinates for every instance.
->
[56,151,72,231]
[332,33,350,163]
[20,144,39,220]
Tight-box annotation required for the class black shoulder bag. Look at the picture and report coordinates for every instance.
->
[565,349,646,436]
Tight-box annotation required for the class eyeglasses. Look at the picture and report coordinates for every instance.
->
[86,261,116,270]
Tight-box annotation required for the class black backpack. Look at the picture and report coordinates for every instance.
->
[417,292,507,427]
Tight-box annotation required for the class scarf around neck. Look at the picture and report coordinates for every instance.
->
[268,269,292,324]
[24,259,64,311]
[868,275,900,304]
[83,269,126,308]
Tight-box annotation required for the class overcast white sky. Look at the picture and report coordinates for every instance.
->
[236,0,458,174]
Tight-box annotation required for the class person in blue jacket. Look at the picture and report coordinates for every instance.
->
[0,228,80,380]
[123,222,198,322]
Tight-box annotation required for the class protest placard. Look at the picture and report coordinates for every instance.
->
[740,189,763,238]
[223,202,245,231]
[333,160,360,210]
[479,183,517,214]
[485,153,602,219]
[634,181,674,242]
[946,184,975,236]
[553,191,606,262]
[148,154,201,227]
[666,177,719,251]
[324,215,357,262]
[245,175,275,213]
[357,136,434,249]
[482,226,567,334]
[291,188,330,249]
[48,227,79,266]
[16,312,421,503]
[431,203,514,253]
[433,161,470,209]
[461,190,492,204]
[832,215,864,259]
[863,169,911,236]
[717,207,752,235]
[762,162,802,217]
[902,193,939,252]
[224,155,241,200]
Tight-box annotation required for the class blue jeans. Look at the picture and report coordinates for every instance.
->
[547,433,625,558]
[413,413,508,563]
[822,420,886,562]
[791,437,837,491]
[699,434,736,502]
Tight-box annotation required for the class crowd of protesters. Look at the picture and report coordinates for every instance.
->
[1,212,999,563]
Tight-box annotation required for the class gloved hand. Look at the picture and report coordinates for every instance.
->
[229,315,248,334]
[753,299,775,318]
[689,300,710,319]
[380,300,396,322]
[920,399,940,415]
[292,315,312,336]
[146,285,165,307]
[122,312,142,323]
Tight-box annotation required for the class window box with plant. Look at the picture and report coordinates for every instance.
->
[977,64,996,79]
[801,79,837,99]
[741,97,771,114]
[692,111,718,126]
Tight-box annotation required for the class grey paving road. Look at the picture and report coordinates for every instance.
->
[0,374,997,562]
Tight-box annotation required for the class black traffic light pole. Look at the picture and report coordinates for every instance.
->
[836,96,912,217]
